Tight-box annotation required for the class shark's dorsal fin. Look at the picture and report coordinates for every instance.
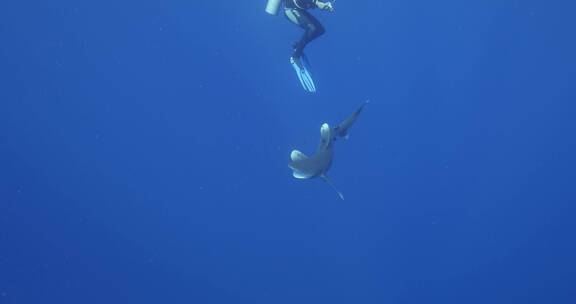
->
[320,123,330,137]
[290,149,309,162]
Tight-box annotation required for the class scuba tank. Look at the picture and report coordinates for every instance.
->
[265,0,282,15]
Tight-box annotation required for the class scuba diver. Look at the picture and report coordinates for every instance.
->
[284,0,334,64]
[266,0,335,93]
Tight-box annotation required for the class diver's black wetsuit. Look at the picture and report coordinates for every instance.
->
[284,0,325,59]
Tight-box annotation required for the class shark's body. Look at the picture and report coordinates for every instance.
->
[288,101,368,200]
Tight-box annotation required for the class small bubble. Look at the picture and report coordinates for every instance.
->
[1,292,7,297]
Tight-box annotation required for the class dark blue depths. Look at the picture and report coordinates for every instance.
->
[1,0,575,303]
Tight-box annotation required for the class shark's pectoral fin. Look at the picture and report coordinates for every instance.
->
[321,174,345,200]
[290,150,312,179]
[292,170,310,179]
[290,149,309,162]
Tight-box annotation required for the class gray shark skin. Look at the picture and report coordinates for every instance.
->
[333,100,368,140]
[288,101,368,200]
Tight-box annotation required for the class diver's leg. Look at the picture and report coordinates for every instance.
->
[284,8,301,26]
[293,11,325,58]
[300,10,325,42]
[284,9,325,58]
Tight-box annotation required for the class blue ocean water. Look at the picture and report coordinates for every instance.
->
[1,0,575,303]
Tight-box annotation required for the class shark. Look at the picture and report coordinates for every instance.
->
[288,101,368,200]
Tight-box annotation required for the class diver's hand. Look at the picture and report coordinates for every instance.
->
[316,1,334,12]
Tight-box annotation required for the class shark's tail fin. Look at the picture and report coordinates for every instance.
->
[333,100,369,140]
[321,174,345,200]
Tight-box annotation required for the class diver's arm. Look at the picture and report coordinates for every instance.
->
[314,0,334,11]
